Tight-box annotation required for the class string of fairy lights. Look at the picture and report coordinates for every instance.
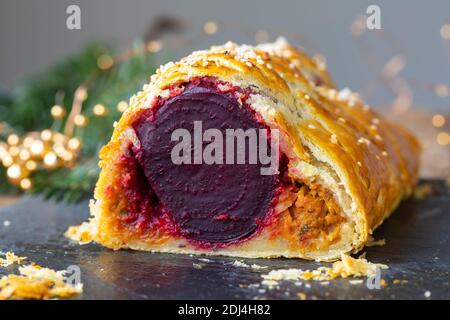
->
[0,18,449,192]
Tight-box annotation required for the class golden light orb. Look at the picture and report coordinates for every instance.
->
[203,21,218,35]
[67,137,81,151]
[7,164,22,180]
[51,105,66,119]
[435,84,449,97]
[43,152,58,168]
[23,136,35,148]
[30,140,45,156]
[432,114,446,128]
[25,160,37,171]
[2,154,13,167]
[52,133,66,144]
[8,146,20,157]
[437,132,450,146]
[53,142,66,156]
[20,178,32,190]
[147,40,162,53]
[117,101,129,112]
[97,54,114,70]
[0,144,7,159]
[7,134,20,146]
[74,114,88,127]
[93,104,108,116]
[41,129,53,141]
[19,149,31,161]
[440,24,450,40]
[62,151,74,162]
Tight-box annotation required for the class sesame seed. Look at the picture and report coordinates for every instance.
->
[308,124,316,129]
[338,117,346,123]
[372,118,380,124]
[381,151,388,157]
[375,135,383,141]
[304,94,311,100]
[357,161,362,167]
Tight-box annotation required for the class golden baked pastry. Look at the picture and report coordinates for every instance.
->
[70,38,420,261]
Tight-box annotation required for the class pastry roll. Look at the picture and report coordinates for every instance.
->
[77,38,420,261]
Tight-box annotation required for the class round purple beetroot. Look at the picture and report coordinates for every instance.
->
[134,86,278,243]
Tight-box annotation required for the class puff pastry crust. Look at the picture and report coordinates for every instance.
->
[76,38,420,261]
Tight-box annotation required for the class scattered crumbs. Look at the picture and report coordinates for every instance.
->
[0,251,26,267]
[64,221,95,245]
[392,279,408,285]
[261,279,279,289]
[366,236,386,247]
[297,292,307,300]
[251,264,268,270]
[424,291,431,298]
[0,264,83,300]
[3,220,11,227]
[413,183,433,200]
[349,279,364,285]
[192,263,203,269]
[232,260,250,268]
[260,253,388,287]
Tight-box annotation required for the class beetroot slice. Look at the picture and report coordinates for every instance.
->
[134,86,278,243]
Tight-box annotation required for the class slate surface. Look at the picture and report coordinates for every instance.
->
[0,180,449,300]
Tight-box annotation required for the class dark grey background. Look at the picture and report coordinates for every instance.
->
[0,0,449,112]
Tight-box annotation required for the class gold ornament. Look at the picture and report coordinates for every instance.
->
[41,129,53,141]
[7,134,20,146]
[93,104,108,116]
[117,101,128,113]
[74,115,88,127]
[51,105,66,119]
[97,54,114,70]
[20,178,32,190]
[67,137,81,151]
[7,164,22,180]
[30,140,45,156]
[43,152,58,169]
